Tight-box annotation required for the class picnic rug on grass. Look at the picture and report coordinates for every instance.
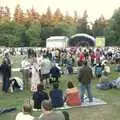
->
[33,97,107,111]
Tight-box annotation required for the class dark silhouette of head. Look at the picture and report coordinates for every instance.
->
[67,81,74,89]
[37,84,44,91]
[53,82,59,89]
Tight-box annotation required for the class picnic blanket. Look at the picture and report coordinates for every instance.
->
[81,97,107,107]
[33,105,72,112]
[33,97,107,111]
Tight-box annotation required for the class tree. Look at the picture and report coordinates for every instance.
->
[52,8,63,25]
[64,12,74,24]
[45,7,52,25]
[0,6,10,22]
[40,26,54,46]
[105,7,120,46]
[0,7,3,20]
[29,7,40,23]
[92,15,108,37]
[0,22,26,46]
[40,7,52,25]
[25,24,41,46]
[24,9,39,25]
[53,22,76,36]
[73,10,79,23]
[4,6,10,22]
[13,23,27,46]
[14,4,24,23]
[76,10,89,34]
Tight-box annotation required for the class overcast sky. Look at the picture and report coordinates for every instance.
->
[1,0,120,22]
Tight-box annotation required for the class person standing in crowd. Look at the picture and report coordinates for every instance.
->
[95,48,101,63]
[4,53,12,77]
[21,56,31,90]
[51,49,56,62]
[30,59,40,92]
[37,54,43,66]
[40,55,51,88]
[78,51,85,66]
[38,100,65,120]
[50,63,60,83]
[95,62,103,82]
[90,51,96,66]
[4,53,11,66]
[78,61,93,102]
[83,49,89,60]
[0,59,11,93]
[33,84,49,109]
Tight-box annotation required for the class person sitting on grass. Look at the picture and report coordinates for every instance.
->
[65,81,81,106]
[39,100,65,120]
[49,82,64,108]
[16,100,34,120]
[33,84,49,109]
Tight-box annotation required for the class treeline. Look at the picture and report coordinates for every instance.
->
[0,5,120,47]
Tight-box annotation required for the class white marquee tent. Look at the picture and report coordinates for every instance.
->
[46,36,69,48]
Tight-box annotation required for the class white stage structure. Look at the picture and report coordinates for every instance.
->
[46,36,69,48]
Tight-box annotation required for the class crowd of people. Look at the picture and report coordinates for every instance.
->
[0,46,120,120]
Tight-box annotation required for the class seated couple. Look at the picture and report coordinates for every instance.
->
[33,82,81,109]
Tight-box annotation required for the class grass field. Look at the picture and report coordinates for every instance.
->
[0,56,120,120]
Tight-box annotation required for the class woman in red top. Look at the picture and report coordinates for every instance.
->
[65,81,81,106]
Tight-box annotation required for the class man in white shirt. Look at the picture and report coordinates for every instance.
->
[21,57,31,90]
[40,55,51,88]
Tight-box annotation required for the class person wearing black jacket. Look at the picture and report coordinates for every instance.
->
[0,59,11,93]
[50,64,60,83]
[33,84,49,109]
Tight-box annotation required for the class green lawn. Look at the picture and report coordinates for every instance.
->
[0,56,120,120]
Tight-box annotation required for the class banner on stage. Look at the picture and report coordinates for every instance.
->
[96,36,105,47]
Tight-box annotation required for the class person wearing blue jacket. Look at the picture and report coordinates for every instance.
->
[49,82,64,108]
